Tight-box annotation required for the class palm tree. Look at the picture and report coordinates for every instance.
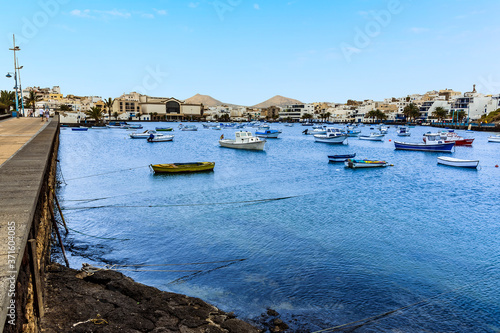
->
[85,106,104,124]
[58,104,72,111]
[366,110,378,122]
[325,112,331,122]
[456,110,466,123]
[301,113,313,121]
[403,103,420,122]
[25,91,43,117]
[374,109,387,121]
[104,98,114,122]
[0,90,16,114]
[113,112,119,120]
[432,107,448,122]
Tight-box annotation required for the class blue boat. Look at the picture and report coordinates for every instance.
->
[394,134,455,152]
[255,129,281,138]
[328,153,356,162]
[71,127,88,131]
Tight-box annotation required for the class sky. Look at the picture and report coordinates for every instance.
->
[2,0,500,106]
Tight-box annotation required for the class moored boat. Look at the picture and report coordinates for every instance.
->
[313,128,348,144]
[219,131,266,150]
[150,162,215,173]
[155,127,174,131]
[147,134,174,142]
[328,153,356,162]
[129,130,156,139]
[487,135,500,143]
[437,156,479,168]
[359,133,384,141]
[395,134,454,152]
[344,158,389,169]
[71,127,88,131]
[255,129,281,138]
[396,126,411,136]
[424,131,474,146]
[181,125,198,131]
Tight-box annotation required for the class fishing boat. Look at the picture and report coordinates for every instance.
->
[359,133,384,141]
[424,131,474,146]
[255,129,281,138]
[150,162,215,173]
[394,134,454,152]
[91,126,108,129]
[155,127,173,132]
[301,122,314,126]
[328,153,356,162]
[310,126,327,135]
[129,130,156,139]
[147,134,174,142]
[284,123,294,127]
[437,157,479,169]
[313,128,348,144]
[129,124,143,129]
[396,126,411,136]
[346,126,361,137]
[71,127,88,131]
[219,131,266,150]
[488,134,500,143]
[379,126,389,134]
[344,158,389,169]
[181,125,198,131]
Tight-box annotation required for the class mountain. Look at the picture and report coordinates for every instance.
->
[185,94,224,107]
[252,95,303,108]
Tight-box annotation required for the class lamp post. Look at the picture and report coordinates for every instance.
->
[16,64,24,116]
[5,72,19,117]
[8,35,21,117]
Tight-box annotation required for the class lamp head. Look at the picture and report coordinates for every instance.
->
[6,73,12,78]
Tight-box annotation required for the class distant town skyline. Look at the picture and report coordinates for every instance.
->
[2,1,500,105]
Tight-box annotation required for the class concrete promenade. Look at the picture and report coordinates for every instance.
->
[0,118,48,166]
[0,118,58,331]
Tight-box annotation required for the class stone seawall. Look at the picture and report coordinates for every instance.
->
[0,120,59,332]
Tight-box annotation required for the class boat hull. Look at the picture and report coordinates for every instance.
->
[437,157,479,168]
[219,140,266,150]
[155,127,173,132]
[255,133,280,138]
[394,141,455,152]
[488,136,500,143]
[151,162,215,173]
[344,159,388,169]
[313,134,347,144]
[359,135,383,141]
[328,153,356,162]
[147,135,174,142]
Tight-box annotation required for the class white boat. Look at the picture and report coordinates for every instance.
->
[344,158,389,169]
[219,131,266,150]
[487,135,500,143]
[284,123,294,127]
[394,134,455,152]
[310,126,327,135]
[359,133,384,141]
[379,126,389,134]
[129,130,156,139]
[147,134,174,142]
[437,157,479,168]
[181,125,198,131]
[328,153,356,162]
[396,126,411,136]
[313,128,348,144]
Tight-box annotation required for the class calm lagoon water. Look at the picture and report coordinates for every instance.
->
[56,123,500,332]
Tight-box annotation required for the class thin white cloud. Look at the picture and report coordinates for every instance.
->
[70,9,92,18]
[154,9,168,15]
[96,9,131,18]
[254,4,260,10]
[142,13,155,19]
[189,2,200,8]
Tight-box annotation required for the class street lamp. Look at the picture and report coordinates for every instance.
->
[5,72,19,117]
[8,34,21,117]
[16,64,24,116]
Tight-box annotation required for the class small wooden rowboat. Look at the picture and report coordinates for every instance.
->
[328,153,356,162]
[344,158,388,169]
[150,162,215,173]
[437,157,479,169]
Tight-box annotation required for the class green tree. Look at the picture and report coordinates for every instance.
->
[25,91,42,116]
[325,112,331,122]
[301,113,313,120]
[58,104,72,111]
[113,111,119,120]
[403,103,420,121]
[456,110,466,123]
[375,109,387,120]
[104,97,114,122]
[365,110,378,122]
[0,90,16,114]
[86,106,104,124]
[432,107,448,122]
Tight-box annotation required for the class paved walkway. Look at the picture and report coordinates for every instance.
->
[0,118,48,167]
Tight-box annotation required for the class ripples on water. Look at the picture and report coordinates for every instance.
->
[57,123,500,332]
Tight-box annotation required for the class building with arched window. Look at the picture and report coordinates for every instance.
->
[139,96,203,121]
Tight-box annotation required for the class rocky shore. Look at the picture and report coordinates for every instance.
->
[40,264,291,333]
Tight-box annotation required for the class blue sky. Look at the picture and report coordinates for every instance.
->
[2,0,500,105]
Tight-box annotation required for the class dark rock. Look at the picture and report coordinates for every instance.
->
[267,309,279,317]
[221,319,260,333]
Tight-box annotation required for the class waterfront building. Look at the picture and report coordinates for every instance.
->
[279,103,314,121]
